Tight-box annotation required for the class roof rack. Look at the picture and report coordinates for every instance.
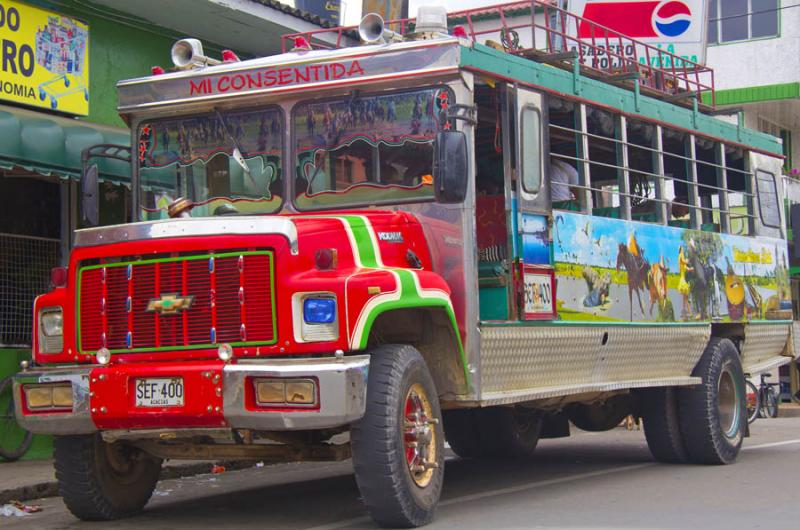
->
[281,1,715,109]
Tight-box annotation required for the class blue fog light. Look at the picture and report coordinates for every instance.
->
[303,298,336,324]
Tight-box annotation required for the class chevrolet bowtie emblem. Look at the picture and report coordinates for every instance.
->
[146,293,194,315]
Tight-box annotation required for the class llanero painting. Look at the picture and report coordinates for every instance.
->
[552,211,791,323]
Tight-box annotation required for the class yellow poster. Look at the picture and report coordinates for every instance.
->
[0,1,89,115]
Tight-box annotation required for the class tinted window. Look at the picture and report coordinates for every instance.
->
[752,0,779,38]
[521,106,542,194]
[721,0,748,42]
[756,170,781,228]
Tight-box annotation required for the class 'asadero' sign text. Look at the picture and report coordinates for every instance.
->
[189,60,366,95]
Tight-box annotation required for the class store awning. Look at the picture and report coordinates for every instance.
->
[0,105,131,185]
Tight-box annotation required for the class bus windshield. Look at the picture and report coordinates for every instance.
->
[292,87,449,210]
[137,107,283,219]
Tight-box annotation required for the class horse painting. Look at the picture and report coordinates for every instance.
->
[616,243,651,320]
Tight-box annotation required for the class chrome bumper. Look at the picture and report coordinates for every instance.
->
[14,355,370,435]
[14,367,95,435]
[223,355,370,430]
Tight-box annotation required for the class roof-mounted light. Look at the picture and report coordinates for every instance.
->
[414,5,448,35]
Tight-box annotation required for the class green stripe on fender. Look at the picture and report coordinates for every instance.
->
[333,215,470,388]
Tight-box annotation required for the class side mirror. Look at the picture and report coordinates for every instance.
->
[81,164,99,227]
[433,130,468,204]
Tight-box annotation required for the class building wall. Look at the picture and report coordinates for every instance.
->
[705,0,800,90]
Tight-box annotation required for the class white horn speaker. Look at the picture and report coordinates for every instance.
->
[358,13,401,44]
[171,38,220,68]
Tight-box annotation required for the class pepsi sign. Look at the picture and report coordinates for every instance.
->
[568,0,709,65]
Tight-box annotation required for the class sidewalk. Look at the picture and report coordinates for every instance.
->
[0,458,254,505]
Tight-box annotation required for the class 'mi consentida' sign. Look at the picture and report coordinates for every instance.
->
[0,1,89,115]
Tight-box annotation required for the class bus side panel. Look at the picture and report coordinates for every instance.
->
[552,211,790,325]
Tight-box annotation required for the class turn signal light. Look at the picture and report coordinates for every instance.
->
[24,383,73,410]
[254,378,316,407]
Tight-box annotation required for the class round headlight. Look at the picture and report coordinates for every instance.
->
[218,343,233,362]
[96,347,111,365]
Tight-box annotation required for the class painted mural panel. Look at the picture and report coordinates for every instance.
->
[552,211,791,323]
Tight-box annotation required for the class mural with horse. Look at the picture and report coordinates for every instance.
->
[551,212,790,323]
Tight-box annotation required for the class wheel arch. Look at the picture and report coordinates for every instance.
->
[365,306,470,399]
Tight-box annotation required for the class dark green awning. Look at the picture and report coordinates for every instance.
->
[0,106,130,185]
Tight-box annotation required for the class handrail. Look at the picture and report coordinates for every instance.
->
[281,0,714,107]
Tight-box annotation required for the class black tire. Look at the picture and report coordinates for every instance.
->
[443,407,542,459]
[54,434,162,520]
[745,379,759,425]
[0,377,33,462]
[442,409,484,458]
[639,387,688,464]
[351,344,445,528]
[764,387,779,418]
[568,399,630,432]
[678,337,746,465]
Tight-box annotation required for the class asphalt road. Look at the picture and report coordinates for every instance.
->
[6,418,800,529]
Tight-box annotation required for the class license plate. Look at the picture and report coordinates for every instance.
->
[135,378,184,407]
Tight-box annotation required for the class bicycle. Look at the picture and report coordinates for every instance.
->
[0,375,33,462]
[745,376,759,424]
[756,372,780,419]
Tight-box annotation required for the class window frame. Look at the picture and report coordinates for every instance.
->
[290,85,449,212]
[708,0,780,45]
[520,104,543,195]
[135,104,287,220]
[756,169,781,228]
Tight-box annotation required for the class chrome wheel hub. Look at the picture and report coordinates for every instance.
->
[404,383,439,488]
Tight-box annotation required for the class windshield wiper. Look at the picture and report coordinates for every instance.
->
[213,108,257,190]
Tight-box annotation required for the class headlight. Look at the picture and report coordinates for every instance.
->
[38,307,63,354]
[24,383,73,410]
[293,294,338,342]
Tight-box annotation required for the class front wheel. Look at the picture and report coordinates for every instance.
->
[679,338,746,465]
[351,344,445,528]
[54,434,162,520]
[745,379,759,424]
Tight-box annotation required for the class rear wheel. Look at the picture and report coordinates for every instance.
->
[54,434,162,520]
[745,379,759,424]
[639,387,688,464]
[351,344,445,528]
[679,338,746,465]
[444,407,542,459]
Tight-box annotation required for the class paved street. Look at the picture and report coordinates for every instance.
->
[5,416,800,529]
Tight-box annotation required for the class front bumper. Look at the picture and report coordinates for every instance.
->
[14,355,369,435]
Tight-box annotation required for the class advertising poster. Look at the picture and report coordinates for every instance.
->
[0,1,89,115]
[567,0,709,67]
[295,0,341,25]
[361,0,408,21]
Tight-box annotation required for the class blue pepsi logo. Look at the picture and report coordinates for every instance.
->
[654,1,692,37]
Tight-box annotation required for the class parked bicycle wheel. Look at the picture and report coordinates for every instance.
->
[0,376,33,461]
[762,386,779,418]
[745,379,759,425]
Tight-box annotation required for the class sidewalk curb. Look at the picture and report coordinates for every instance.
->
[0,460,254,505]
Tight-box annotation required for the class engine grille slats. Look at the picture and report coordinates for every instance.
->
[78,251,276,353]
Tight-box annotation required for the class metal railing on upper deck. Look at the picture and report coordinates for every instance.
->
[281,1,715,108]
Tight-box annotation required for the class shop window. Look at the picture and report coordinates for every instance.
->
[708,0,779,45]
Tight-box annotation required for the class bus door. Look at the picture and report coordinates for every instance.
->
[514,86,555,321]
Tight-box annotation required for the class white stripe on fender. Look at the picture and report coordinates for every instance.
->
[349,270,402,349]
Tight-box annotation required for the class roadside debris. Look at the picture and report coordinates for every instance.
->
[211,464,226,474]
[1,501,43,517]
